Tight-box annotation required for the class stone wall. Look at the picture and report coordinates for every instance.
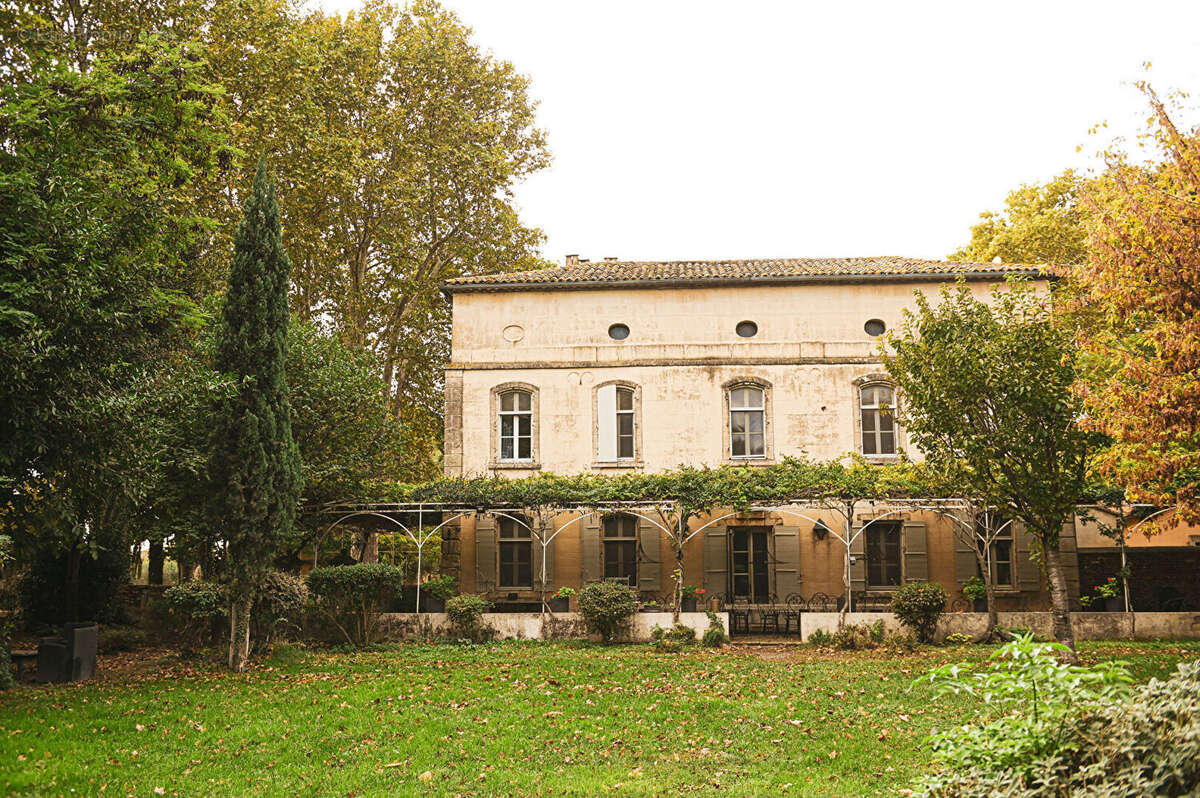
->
[801,611,1200,642]
[378,611,723,642]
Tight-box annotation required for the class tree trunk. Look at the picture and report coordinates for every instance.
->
[1042,541,1077,662]
[228,595,252,671]
[984,580,998,641]
[148,539,165,586]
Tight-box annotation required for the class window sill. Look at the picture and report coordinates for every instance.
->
[725,458,775,467]
[860,454,900,464]
[591,460,644,470]
[489,460,542,471]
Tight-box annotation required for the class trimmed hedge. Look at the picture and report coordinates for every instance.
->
[307,563,404,647]
[577,581,638,643]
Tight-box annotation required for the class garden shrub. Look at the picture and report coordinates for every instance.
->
[914,634,1134,796]
[423,574,457,600]
[652,623,697,652]
[944,632,973,646]
[701,610,728,648]
[307,563,405,648]
[808,628,834,646]
[832,620,885,650]
[22,545,131,628]
[157,581,227,654]
[578,580,638,642]
[97,625,149,653]
[251,571,308,654]
[445,594,493,642]
[890,581,948,643]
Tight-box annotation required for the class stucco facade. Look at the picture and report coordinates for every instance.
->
[439,259,1069,613]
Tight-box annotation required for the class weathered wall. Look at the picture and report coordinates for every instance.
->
[378,611,722,643]
[801,611,1200,642]
[445,279,1040,475]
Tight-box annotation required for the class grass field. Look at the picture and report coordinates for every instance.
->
[1,640,1196,796]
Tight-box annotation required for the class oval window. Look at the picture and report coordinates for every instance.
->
[608,323,630,341]
[735,320,758,338]
[864,319,886,337]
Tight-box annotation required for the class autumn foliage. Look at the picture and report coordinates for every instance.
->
[1077,87,1200,521]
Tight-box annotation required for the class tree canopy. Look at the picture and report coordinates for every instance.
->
[950,170,1087,266]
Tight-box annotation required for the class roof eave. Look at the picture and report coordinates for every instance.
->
[441,268,1047,296]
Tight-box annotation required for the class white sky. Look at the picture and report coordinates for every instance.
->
[314,0,1200,264]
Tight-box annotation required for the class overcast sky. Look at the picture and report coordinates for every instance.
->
[314,0,1200,265]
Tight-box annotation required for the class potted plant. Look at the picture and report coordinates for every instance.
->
[549,586,575,613]
[1080,575,1122,612]
[681,585,705,613]
[420,574,456,613]
[962,576,987,613]
[639,598,661,613]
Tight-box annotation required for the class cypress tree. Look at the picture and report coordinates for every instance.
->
[208,159,303,671]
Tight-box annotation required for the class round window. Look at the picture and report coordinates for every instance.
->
[864,319,886,337]
[608,323,630,341]
[735,320,758,338]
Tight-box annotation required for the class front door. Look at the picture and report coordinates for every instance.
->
[730,527,770,602]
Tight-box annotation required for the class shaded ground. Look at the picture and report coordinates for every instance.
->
[1,640,1196,796]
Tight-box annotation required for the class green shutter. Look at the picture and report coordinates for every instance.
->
[773,525,801,600]
[474,515,497,593]
[1015,522,1042,593]
[703,528,729,598]
[849,523,866,593]
[637,516,662,593]
[903,521,928,582]
[581,514,602,584]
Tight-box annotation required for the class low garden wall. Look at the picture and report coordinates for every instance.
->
[378,611,722,642]
[375,610,1200,643]
[803,611,1200,643]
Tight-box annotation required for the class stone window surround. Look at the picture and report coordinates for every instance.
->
[721,376,775,465]
[591,380,645,470]
[852,373,904,463]
[488,381,541,470]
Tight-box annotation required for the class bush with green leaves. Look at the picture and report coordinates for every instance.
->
[422,574,457,600]
[701,610,728,648]
[251,571,309,654]
[914,634,1134,796]
[890,581,948,643]
[157,581,228,654]
[445,594,492,642]
[651,623,697,653]
[944,632,973,645]
[808,628,835,646]
[833,620,886,650]
[306,564,405,648]
[577,580,638,643]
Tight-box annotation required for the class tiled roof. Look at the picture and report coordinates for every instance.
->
[444,256,1042,292]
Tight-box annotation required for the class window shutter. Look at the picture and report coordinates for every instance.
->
[1058,518,1081,604]
[703,529,729,598]
[954,523,979,586]
[1015,522,1042,592]
[474,515,497,593]
[773,525,801,600]
[849,523,866,593]
[581,514,602,584]
[596,385,617,461]
[637,516,661,593]
[903,521,928,582]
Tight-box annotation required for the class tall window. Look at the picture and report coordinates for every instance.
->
[597,384,636,462]
[729,386,765,458]
[603,515,638,586]
[989,521,1015,589]
[498,390,532,461]
[865,521,902,587]
[860,384,896,456]
[498,516,532,588]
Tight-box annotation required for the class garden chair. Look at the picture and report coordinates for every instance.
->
[727,595,751,636]
[783,594,806,636]
[758,595,783,635]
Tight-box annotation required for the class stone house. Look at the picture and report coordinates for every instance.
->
[438,256,1076,614]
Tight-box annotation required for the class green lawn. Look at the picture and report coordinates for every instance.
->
[1,640,1196,796]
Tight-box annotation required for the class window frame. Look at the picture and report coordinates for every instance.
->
[865,520,903,589]
[602,514,639,587]
[852,374,901,461]
[498,515,533,589]
[592,381,644,469]
[722,377,774,464]
[489,382,540,470]
[988,520,1017,591]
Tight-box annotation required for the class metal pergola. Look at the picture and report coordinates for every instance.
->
[319,496,985,613]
